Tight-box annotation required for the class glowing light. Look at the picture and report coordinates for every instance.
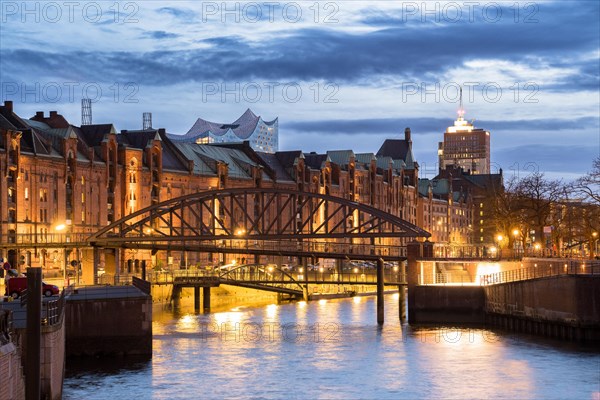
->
[297,301,307,308]
[475,262,501,285]
[267,266,273,272]
[497,234,503,242]
[55,224,66,231]
[298,267,303,273]
[534,243,541,250]
[231,259,237,265]
[352,296,361,304]
[513,229,519,236]
[318,299,327,305]
[266,304,278,318]
[393,266,399,272]
[353,267,359,273]
[319,267,324,273]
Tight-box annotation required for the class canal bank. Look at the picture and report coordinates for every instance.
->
[409,275,600,343]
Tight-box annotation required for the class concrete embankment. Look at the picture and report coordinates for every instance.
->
[484,275,600,342]
[410,286,485,324]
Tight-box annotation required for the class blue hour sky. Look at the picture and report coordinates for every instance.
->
[1,1,598,180]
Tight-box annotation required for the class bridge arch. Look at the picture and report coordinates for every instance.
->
[89,187,430,260]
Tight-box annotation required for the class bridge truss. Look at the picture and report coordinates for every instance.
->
[89,188,430,260]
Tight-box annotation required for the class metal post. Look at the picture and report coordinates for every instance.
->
[398,285,406,321]
[377,258,384,325]
[26,267,42,400]
[141,260,147,281]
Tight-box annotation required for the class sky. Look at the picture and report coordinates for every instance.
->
[1,0,599,180]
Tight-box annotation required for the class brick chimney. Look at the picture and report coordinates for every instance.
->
[404,127,411,142]
[3,101,13,113]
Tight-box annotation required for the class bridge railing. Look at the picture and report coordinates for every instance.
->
[480,260,600,285]
[0,232,91,247]
[144,267,407,285]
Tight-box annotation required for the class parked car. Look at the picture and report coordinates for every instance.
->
[4,277,59,298]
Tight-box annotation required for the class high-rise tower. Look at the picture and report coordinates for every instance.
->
[438,88,490,174]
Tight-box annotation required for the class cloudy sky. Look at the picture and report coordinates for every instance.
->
[1,1,598,179]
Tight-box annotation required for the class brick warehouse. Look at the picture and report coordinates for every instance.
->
[0,101,484,283]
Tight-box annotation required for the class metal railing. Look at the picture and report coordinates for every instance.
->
[43,291,65,326]
[0,232,91,247]
[144,267,406,285]
[480,261,600,285]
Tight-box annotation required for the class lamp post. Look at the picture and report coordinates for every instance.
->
[534,242,541,257]
[55,223,67,285]
[592,232,598,259]
[512,229,520,257]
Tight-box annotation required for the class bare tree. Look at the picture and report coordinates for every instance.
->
[515,172,563,248]
[575,156,600,204]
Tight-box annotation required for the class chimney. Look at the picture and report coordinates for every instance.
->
[4,101,13,112]
[35,111,44,118]
[404,127,411,142]
[50,111,57,117]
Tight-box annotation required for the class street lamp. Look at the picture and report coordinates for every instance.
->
[534,242,541,257]
[592,232,598,259]
[512,229,520,257]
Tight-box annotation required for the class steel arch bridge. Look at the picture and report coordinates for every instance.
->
[89,188,430,260]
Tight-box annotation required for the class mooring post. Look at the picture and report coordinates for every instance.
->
[398,285,406,321]
[377,258,384,325]
[26,267,42,400]
[194,287,200,311]
[203,286,211,312]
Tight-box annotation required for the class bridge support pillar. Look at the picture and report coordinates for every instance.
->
[172,286,182,308]
[303,285,309,301]
[194,287,200,311]
[203,287,211,312]
[377,258,384,325]
[398,286,406,321]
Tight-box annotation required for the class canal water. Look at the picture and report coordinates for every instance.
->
[64,294,600,399]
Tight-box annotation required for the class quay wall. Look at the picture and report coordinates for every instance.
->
[409,275,599,342]
[484,275,600,342]
[65,287,152,357]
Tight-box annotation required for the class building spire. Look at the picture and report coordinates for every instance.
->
[457,86,465,119]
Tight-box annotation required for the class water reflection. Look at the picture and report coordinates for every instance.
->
[64,295,600,400]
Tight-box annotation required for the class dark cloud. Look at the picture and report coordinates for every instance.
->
[1,2,598,87]
[141,31,181,40]
[283,117,599,136]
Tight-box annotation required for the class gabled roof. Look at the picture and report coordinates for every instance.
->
[256,152,294,182]
[376,139,416,169]
[326,150,354,166]
[303,153,328,169]
[79,124,116,147]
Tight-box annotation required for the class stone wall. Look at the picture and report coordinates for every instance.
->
[0,341,25,400]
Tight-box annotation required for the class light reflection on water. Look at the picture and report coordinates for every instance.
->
[64,295,600,400]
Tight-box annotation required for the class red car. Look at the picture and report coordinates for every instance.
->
[5,277,60,298]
